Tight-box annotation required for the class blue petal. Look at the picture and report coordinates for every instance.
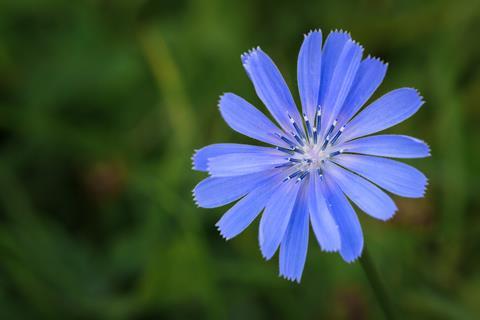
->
[337,57,387,128]
[219,93,286,146]
[332,154,428,198]
[324,161,397,221]
[193,143,279,172]
[341,134,430,158]
[193,170,276,208]
[307,174,340,252]
[242,48,303,132]
[216,174,283,240]
[208,152,286,177]
[321,40,363,137]
[320,175,363,262]
[318,31,351,117]
[279,184,309,282]
[297,30,322,123]
[341,88,424,142]
[259,180,302,260]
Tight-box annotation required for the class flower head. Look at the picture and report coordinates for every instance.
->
[192,30,429,282]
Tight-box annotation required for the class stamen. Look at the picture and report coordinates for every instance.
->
[317,168,323,176]
[275,146,294,155]
[283,170,302,182]
[293,147,305,155]
[291,132,305,147]
[303,113,313,140]
[296,171,309,183]
[320,120,337,151]
[321,137,330,151]
[315,105,322,133]
[287,157,301,163]
[275,163,293,169]
[325,120,337,139]
[274,133,296,148]
[329,149,344,157]
[330,126,345,146]
[288,114,306,141]
[313,127,318,144]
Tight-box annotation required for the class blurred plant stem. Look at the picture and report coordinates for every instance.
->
[360,247,395,320]
[138,26,194,151]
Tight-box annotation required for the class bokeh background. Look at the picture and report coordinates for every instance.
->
[1,0,479,319]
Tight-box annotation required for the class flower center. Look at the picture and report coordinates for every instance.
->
[302,144,327,167]
[276,107,345,182]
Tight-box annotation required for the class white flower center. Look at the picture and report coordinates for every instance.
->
[278,109,345,182]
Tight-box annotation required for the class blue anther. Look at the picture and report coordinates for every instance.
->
[275,163,293,169]
[296,171,309,183]
[283,170,302,182]
[291,132,305,146]
[329,150,342,157]
[293,147,305,155]
[288,114,306,141]
[303,113,313,140]
[330,126,345,146]
[325,120,337,139]
[275,146,294,155]
[315,105,322,133]
[275,133,296,148]
[321,137,329,151]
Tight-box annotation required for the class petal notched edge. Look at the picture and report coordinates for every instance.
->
[320,39,363,137]
[193,143,280,172]
[332,154,428,198]
[207,152,286,177]
[341,88,424,142]
[242,47,303,132]
[341,134,431,159]
[336,56,388,128]
[219,93,286,146]
[297,30,322,123]
[193,170,276,208]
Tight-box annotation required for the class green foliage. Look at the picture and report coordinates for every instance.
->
[0,0,479,318]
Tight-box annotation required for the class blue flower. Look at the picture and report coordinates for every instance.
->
[192,30,429,282]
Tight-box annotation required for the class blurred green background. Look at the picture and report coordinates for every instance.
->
[1,0,479,319]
